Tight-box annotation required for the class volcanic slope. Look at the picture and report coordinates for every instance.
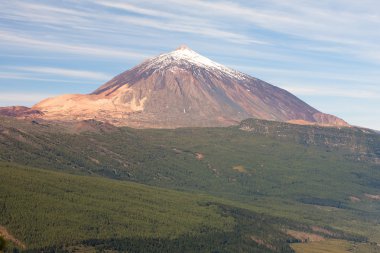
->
[31,46,347,128]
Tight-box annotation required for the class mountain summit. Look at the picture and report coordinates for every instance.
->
[30,46,347,128]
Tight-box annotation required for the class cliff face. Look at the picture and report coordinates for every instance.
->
[239,118,379,164]
[28,46,348,128]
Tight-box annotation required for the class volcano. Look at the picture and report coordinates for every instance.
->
[24,45,348,128]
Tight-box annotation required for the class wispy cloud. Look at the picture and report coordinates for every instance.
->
[94,1,267,45]
[2,0,378,62]
[95,1,177,19]
[158,0,380,63]
[11,67,111,81]
[0,30,147,59]
[0,0,267,48]
[234,66,380,86]
[0,72,95,84]
[0,92,57,105]
[283,86,380,99]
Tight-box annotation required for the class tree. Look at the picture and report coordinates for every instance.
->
[0,236,7,252]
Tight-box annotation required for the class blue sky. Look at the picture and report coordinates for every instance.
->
[0,0,379,129]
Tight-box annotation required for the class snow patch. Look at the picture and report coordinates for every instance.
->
[141,47,249,80]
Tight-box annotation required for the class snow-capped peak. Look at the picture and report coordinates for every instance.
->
[141,46,248,80]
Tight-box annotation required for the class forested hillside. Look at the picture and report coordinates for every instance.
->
[1,116,380,252]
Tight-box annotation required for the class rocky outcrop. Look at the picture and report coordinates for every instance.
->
[0,106,43,118]
[312,112,349,127]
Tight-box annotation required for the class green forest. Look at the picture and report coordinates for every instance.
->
[1,117,380,252]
